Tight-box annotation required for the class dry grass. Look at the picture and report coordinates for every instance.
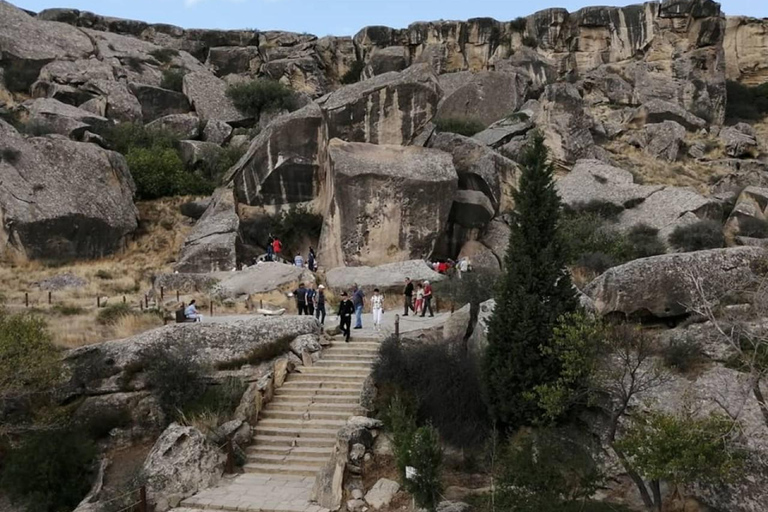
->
[0,197,198,348]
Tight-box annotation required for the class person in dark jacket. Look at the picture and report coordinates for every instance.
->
[294,283,308,315]
[337,291,355,342]
[308,247,316,272]
[403,277,415,316]
[314,285,326,324]
[306,285,316,316]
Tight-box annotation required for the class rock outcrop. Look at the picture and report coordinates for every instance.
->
[436,71,529,126]
[585,247,764,319]
[0,120,138,260]
[325,260,445,292]
[318,139,458,267]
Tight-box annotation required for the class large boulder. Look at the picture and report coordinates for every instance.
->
[318,139,458,267]
[557,159,663,210]
[720,123,759,159]
[227,103,324,206]
[436,71,529,127]
[81,79,144,122]
[20,98,111,139]
[325,260,445,292]
[481,219,511,264]
[212,262,316,299]
[202,120,233,145]
[467,299,495,356]
[130,83,191,123]
[643,121,686,162]
[364,46,409,77]
[143,424,225,512]
[724,186,768,239]
[631,100,707,131]
[365,479,401,510]
[472,114,534,149]
[146,113,201,140]
[0,121,138,260]
[317,64,440,145]
[534,83,595,164]
[182,71,245,123]
[450,190,495,230]
[458,240,499,271]
[206,46,262,76]
[178,140,220,168]
[175,187,239,273]
[429,132,519,213]
[585,247,764,319]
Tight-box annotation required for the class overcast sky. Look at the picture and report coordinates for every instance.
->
[13,0,768,36]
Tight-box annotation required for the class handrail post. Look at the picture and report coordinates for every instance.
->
[139,486,147,512]
[226,440,235,474]
[395,314,400,341]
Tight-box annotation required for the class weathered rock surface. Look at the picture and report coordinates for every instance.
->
[724,186,768,239]
[458,240,500,271]
[437,71,529,126]
[467,299,495,355]
[534,83,595,164]
[585,247,764,319]
[81,79,144,122]
[557,159,663,209]
[182,71,244,123]
[429,132,519,213]
[21,98,111,139]
[180,198,212,220]
[143,424,225,512]
[36,272,87,290]
[202,120,233,145]
[212,262,316,299]
[720,123,759,159]
[130,83,191,123]
[443,303,471,341]
[178,140,220,168]
[318,139,458,267]
[0,121,138,260]
[325,260,445,292]
[228,104,324,206]
[632,100,707,131]
[725,16,768,85]
[146,113,200,139]
[175,187,239,273]
[317,65,440,145]
[365,479,400,510]
[451,190,495,230]
[643,121,686,162]
[481,219,511,264]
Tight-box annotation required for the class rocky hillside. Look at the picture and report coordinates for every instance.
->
[1,0,767,269]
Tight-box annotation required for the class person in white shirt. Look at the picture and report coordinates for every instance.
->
[185,300,203,322]
[371,288,384,331]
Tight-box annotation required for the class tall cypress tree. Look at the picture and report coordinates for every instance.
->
[483,132,577,431]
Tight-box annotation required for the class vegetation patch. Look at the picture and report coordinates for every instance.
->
[662,337,706,374]
[160,68,185,92]
[149,48,180,64]
[738,217,768,239]
[434,117,487,137]
[53,303,86,316]
[341,60,366,85]
[725,80,768,121]
[669,220,725,252]
[141,343,208,419]
[96,303,134,326]
[226,79,298,118]
[215,335,294,370]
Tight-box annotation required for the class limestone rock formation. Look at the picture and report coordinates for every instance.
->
[143,423,226,511]
[585,247,764,319]
[436,71,529,126]
[182,71,244,123]
[20,98,112,139]
[325,260,445,292]
[458,240,500,271]
[130,83,191,123]
[175,187,239,273]
[724,16,768,85]
[318,139,458,267]
[534,83,595,164]
[0,120,138,260]
[724,186,768,239]
[481,219,511,265]
[720,123,759,159]
[643,121,686,162]
[365,479,400,510]
[556,159,662,209]
[146,113,201,139]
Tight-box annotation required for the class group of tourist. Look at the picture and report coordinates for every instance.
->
[292,282,327,323]
[403,277,434,317]
[429,256,471,278]
[294,246,318,272]
[335,285,385,342]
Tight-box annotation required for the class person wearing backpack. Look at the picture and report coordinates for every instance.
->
[337,291,355,342]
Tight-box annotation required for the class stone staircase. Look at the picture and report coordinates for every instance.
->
[178,336,380,512]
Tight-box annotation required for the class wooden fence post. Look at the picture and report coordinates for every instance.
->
[226,440,235,474]
[48,291,52,305]
[139,486,147,512]
[123,295,126,304]
[144,294,148,309]
[97,296,101,308]
[209,301,213,316]
[25,292,28,308]
[176,290,180,302]
[160,286,164,301]
[395,314,400,340]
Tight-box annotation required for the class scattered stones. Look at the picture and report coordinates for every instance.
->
[720,123,759,158]
[365,479,401,510]
[36,272,87,290]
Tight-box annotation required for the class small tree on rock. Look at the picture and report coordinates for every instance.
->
[483,133,577,430]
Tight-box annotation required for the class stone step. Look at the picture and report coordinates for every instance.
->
[329,340,380,346]
[267,401,361,412]
[261,409,354,421]
[299,367,370,376]
[314,359,374,368]
[247,452,328,466]
[316,355,377,363]
[255,425,340,438]
[280,380,362,390]
[275,388,361,399]
[244,463,319,478]
[258,418,348,430]
[247,445,333,457]
[290,373,368,383]
[252,434,336,448]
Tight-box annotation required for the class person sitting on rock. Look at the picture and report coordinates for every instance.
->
[185,300,203,322]
[337,291,355,343]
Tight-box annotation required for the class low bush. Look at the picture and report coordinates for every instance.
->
[127,146,214,199]
[726,80,768,121]
[160,68,185,92]
[625,223,666,259]
[141,343,208,418]
[373,336,489,448]
[183,377,246,420]
[566,200,624,220]
[405,425,444,511]
[215,335,294,370]
[663,337,705,374]
[226,79,297,118]
[669,220,725,252]
[53,304,85,316]
[150,48,180,64]
[341,60,366,85]
[196,145,246,185]
[95,269,113,280]
[575,252,617,275]
[96,303,134,326]
[739,217,768,238]
[123,56,144,72]
[560,212,627,265]
[510,17,527,31]
[98,122,178,156]
[0,310,61,399]
[0,429,97,512]
[434,117,486,137]
[80,408,133,439]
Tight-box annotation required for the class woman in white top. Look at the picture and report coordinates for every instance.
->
[371,288,384,331]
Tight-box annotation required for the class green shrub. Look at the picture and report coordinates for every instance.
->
[226,79,297,118]
[626,223,666,259]
[95,269,113,280]
[663,337,705,374]
[196,144,246,184]
[0,311,61,398]
[123,56,144,72]
[141,343,207,418]
[669,220,725,252]
[726,80,768,121]
[373,336,490,448]
[183,377,246,419]
[0,429,97,512]
[96,303,134,326]
[149,48,180,64]
[127,146,213,199]
[98,122,178,155]
[739,217,768,238]
[566,199,624,220]
[53,304,85,316]
[434,117,486,137]
[403,425,443,511]
[79,408,133,439]
[160,68,185,92]
[341,60,366,84]
[560,212,628,264]
[522,36,538,48]
[386,394,418,479]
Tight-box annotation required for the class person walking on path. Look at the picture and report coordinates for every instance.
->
[306,285,316,316]
[337,291,355,342]
[294,283,308,315]
[415,283,424,315]
[421,280,434,317]
[272,237,283,259]
[352,284,365,329]
[267,235,274,261]
[403,278,415,316]
[185,300,203,322]
[371,288,384,331]
[314,285,326,324]
[308,247,316,272]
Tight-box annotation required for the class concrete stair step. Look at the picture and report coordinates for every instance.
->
[275,389,361,399]
[247,445,333,457]
[268,401,361,412]
[290,373,368,383]
[314,360,373,368]
[261,409,353,421]
[299,367,370,376]
[252,434,336,448]
[258,418,348,430]
[244,463,319,477]
[254,425,340,438]
[247,453,328,466]
[280,380,362,390]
